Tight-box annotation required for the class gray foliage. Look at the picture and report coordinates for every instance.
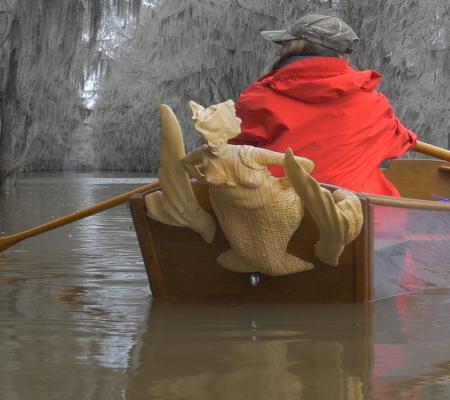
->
[92,0,450,172]
[350,0,450,151]
[0,0,141,187]
[1,0,449,182]
[92,0,333,171]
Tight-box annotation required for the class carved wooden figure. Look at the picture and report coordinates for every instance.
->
[144,105,216,243]
[145,99,363,277]
[284,149,363,266]
[183,100,317,276]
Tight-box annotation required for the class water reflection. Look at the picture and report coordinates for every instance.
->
[127,302,369,400]
[1,173,450,399]
[128,296,450,400]
[0,173,152,399]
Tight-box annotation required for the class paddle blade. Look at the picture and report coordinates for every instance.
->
[0,237,17,254]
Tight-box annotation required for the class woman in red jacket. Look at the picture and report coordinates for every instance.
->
[232,14,417,197]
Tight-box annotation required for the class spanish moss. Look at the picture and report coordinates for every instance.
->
[0,0,141,187]
[1,0,449,183]
[91,0,450,172]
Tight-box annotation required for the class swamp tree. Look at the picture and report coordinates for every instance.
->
[1,0,449,183]
[92,0,331,171]
[92,0,450,172]
[0,0,142,188]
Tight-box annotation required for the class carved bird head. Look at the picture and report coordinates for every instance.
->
[189,100,242,146]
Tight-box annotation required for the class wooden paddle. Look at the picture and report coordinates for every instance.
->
[414,140,450,163]
[0,181,159,254]
[0,140,448,254]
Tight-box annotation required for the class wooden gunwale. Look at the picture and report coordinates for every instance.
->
[362,193,450,211]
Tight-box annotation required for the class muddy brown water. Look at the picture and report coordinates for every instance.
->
[1,173,450,400]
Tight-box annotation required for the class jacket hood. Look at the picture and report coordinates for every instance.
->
[261,57,382,103]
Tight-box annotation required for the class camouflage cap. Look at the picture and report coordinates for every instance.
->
[261,14,359,54]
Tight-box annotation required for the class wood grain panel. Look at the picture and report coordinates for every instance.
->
[384,159,450,201]
[131,182,364,303]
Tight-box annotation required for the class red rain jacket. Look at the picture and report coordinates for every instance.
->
[232,57,417,196]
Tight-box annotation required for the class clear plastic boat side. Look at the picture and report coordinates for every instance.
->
[370,203,450,300]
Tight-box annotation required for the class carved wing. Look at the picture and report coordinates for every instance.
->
[284,149,363,266]
[145,105,216,243]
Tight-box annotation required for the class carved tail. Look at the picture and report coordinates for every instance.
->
[145,105,216,243]
[283,149,363,266]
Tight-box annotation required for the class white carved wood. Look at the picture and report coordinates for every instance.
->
[182,100,314,276]
[145,104,216,243]
[284,149,363,266]
[145,100,364,276]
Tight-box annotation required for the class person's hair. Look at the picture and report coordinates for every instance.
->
[278,39,350,60]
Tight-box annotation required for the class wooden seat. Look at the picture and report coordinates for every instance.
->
[384,159,450,201]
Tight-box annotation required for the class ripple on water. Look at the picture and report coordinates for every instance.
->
[2,173,450,399]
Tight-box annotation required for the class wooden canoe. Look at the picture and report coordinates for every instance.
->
[129,159,450,302]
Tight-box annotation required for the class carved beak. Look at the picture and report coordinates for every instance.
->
[189,101,206,121]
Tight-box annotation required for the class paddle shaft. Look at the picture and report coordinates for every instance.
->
[0,181,159,253]
[1,140,447,253]
[413,140,450,163]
